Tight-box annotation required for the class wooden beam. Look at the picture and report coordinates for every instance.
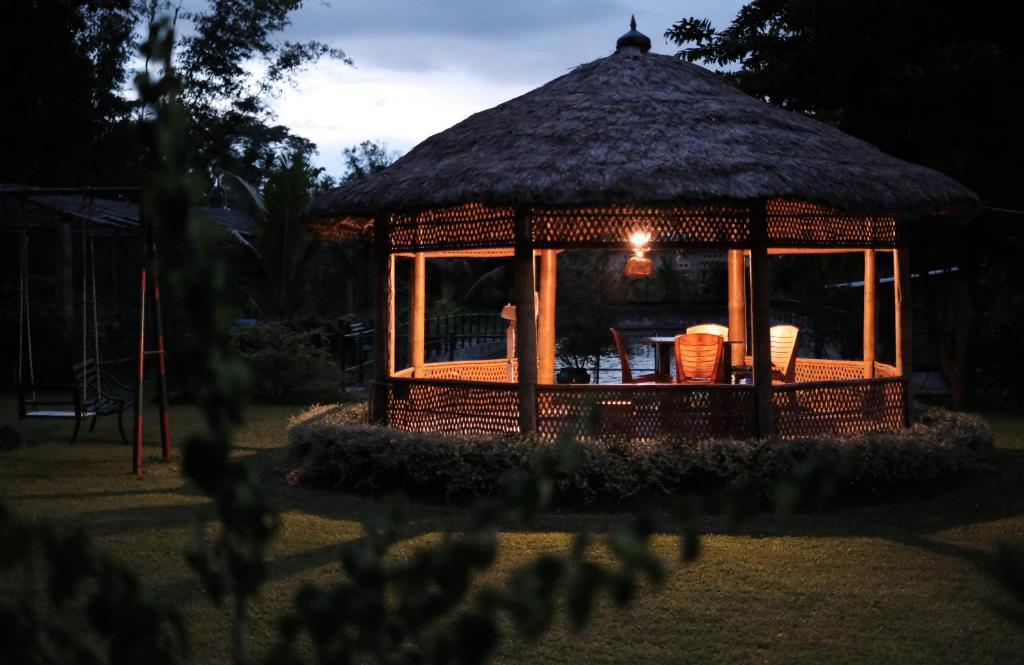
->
[727,249,746,368]
[537,249,557,384]
[863,249,877,378]
[410,252,426,371]
[894,242,912,379]
[763,247,893,255]
[513,210,538,434]
[749,203,775,437]
[388,255,396,376]
[370,213,392,425]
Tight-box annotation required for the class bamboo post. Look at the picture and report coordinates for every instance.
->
[749,203,775,437]
[894,237,913,426]
[410,252,426,372]
[894,242,912,378]
[513,210,538,434]
[537,249,557,384]
[863,249,877,378]
[370,213,392,425]
[727,249,746,368]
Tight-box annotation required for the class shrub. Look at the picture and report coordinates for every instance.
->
[232,320,342,403]
[286,403,995,506]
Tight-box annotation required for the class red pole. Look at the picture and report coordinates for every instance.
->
[133,266,146,477]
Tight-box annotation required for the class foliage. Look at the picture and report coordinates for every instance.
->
[288,404,994,505]
[556,252,622,370]
[0,0,139,184]
[232,321,341,403]
[227,152,322,318]
[170,0,350,182]
[339,140,399,183]
[0,504,186,665]
[136,21,274,664]
[665,0,1024,407]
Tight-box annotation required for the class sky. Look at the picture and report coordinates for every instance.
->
[266,1,747,176]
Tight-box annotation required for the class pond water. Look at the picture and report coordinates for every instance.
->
[555,334,663,385]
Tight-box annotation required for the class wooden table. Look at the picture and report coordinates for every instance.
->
[640,336,745,382]
[640,336,679,379]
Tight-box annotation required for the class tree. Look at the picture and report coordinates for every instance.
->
[0,0,139,185]
[228,152,322,319]
[168,0,351,185]
[666,1,1024,407]
[339,140,400,183]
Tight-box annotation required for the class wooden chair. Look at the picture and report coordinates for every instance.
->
[687,323,730,380]
[17,359,134,444]
[610,328,665,384]
[769,325,800,383]
[674,333,724,384]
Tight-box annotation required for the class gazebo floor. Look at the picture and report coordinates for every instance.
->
[386,358,907,440]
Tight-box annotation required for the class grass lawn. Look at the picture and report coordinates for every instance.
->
[2,397,1024,664]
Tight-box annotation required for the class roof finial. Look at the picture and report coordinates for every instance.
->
[616,15,651,53]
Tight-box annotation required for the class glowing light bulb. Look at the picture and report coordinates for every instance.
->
[629,230,651,248]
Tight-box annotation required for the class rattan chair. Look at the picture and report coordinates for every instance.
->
[610,328,665,384]
[674,333,725,384]
[770,324,800,383]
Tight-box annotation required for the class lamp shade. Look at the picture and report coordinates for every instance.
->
[624,256,653,278]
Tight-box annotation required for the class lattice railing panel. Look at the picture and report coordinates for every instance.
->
[389,203,516,252]
[536,385,757,442]
[387,379,520,436]
[315,200,903,250]
[773,378,906,438]
[794,358,866,382]
[873,362,899,378]
[415,359,517,382]
[766,199,897,248]
[531,204,753,248]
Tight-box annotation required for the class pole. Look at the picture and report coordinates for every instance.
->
[410,253,426,372]
[894,236,913,426]
[537,249,557,384]
[749,202,774,437]
[727,249,746,368]
[863,249,877,379]
[370,213,391,424]
[513,210,538,434]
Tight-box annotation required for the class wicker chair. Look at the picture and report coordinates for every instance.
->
[610,328,665,384]
[674,333,725,384]
[770,325,800,383]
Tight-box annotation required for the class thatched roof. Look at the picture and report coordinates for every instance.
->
[307,27,977,229]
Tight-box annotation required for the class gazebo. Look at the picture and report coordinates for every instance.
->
[306,21,977,441]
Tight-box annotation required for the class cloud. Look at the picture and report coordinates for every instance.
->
[271,0,746,175]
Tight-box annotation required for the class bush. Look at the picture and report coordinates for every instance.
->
[232,321,342,403]
[286,404,995,506]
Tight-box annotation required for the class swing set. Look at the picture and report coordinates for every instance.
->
[5,188,171,476]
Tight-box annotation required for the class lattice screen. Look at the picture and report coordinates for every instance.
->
[387,379,520,436]
[537,384,757,442]
[530,204,753,248]
[773,377,906,437]
[322,199,901,250]
[389,203,516,252]
[766,200,897,247]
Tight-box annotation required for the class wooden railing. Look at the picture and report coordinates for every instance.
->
[385,357,908,441]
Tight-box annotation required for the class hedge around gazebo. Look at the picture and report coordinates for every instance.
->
[306,21,977,441]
